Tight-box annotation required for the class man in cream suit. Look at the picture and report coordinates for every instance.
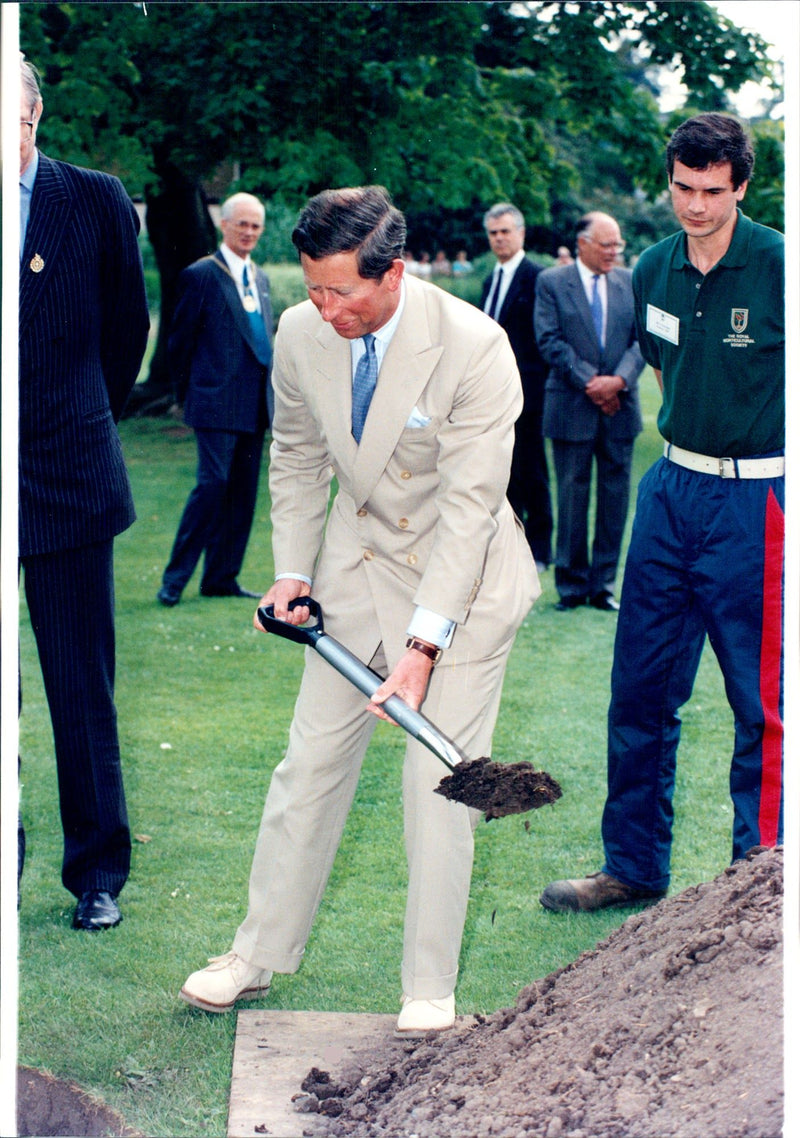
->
[180,186,539,1033]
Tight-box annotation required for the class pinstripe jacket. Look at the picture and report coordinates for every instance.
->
[19,153,149,558]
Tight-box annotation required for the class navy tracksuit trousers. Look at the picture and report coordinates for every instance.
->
[601,457,784,892]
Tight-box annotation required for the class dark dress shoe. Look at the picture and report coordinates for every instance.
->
[200,584,262,599]
[554,595,586,612]
[157,586,181,607]
[72,890,122,931]
[590,592,620,612]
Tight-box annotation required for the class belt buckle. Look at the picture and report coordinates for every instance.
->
[719,457,737,479]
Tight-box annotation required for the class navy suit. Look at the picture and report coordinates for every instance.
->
[19,153,149,897]
[160,250,273,596]
[535,262,644,601]
[479,257,553,565]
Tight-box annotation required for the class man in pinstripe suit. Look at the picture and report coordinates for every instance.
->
[18,59,149,930]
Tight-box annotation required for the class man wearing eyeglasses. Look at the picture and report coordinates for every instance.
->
[534,212,644,612]
[18,58,149,930]
[156,192,273,606]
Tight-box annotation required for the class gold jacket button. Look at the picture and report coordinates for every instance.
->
[363,549,375,561]
[400,470,412,480]
[357,508,367,518]
[398,517,409,529]
[407,553,418,566]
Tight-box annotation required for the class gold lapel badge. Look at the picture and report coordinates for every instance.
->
[30,253,45,273]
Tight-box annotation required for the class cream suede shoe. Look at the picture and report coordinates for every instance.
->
[395,993,456,1035]
[179,951,272,1013]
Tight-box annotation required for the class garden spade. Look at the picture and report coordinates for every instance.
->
[257,598,561,821]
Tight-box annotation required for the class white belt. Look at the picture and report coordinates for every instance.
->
[663,443,784,480]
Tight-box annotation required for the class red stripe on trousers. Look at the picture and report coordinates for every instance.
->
[758,486,784,846]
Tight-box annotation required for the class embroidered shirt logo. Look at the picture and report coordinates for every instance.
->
[723,307,755,348]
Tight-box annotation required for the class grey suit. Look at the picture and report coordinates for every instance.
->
[535,263,644,601]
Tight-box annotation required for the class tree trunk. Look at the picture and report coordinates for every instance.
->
[122,158,217,417]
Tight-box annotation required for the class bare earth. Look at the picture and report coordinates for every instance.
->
[17,847,782,1138]
[295,847,783,1138]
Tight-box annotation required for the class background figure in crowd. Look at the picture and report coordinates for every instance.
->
[535,211,644,610]
[556,245,574,265]
[416,251,432,277]
[541,113,784,913]
[180,186,539,1034]
[18,59,149,930]
[452,250,473,275]
[481,203,553,571]
[157,193,273,606]
[431,250,452,276]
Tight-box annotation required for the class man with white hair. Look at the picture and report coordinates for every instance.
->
[157,192,274,605]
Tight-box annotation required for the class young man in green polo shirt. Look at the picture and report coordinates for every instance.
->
[541,112,784,912]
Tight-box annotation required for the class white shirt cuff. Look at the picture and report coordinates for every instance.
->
[275,572,313,587]
[406,607,455,649]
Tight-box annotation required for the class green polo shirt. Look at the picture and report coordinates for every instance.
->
[632,210,784,457]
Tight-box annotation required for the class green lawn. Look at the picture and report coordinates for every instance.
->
[16,374,733,1137]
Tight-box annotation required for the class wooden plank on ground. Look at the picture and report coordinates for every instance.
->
[228,1009,479,1137]
[227,1010,397,1138]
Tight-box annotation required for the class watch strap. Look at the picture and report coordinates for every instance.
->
[405,637,443,665]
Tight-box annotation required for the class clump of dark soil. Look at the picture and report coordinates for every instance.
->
[435,760,562,819]
[16,1067,143,1137]
[296,846,783,1138]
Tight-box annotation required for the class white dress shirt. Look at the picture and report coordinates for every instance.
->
[220,242,262,314]
[576,255,607,344]
[484,248,525,318]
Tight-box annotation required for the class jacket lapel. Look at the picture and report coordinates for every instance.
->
[351,279,442,505]
[211,250,264,353]
[19,154,74,336]
[497,259,523,320]
[306,278,443,507]
[567,264,598,345]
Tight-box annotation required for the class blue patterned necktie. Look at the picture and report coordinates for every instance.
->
[591,273,604,348]
[242,264,272,366]
[352,333,378,443]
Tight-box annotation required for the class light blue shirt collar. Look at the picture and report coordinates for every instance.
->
[20,148,39,259]
[21,147,39,194]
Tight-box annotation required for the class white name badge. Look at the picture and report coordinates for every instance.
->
[646,304,679,345]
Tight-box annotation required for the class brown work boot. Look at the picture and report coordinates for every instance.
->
[539,871,665,913]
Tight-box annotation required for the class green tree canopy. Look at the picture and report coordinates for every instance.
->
[20,0,781,403]
[22,1,778,223]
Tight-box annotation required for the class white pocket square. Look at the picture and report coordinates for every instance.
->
[405,406,431,429]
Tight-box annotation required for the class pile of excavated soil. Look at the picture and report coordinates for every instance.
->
[296,847,783,1138]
